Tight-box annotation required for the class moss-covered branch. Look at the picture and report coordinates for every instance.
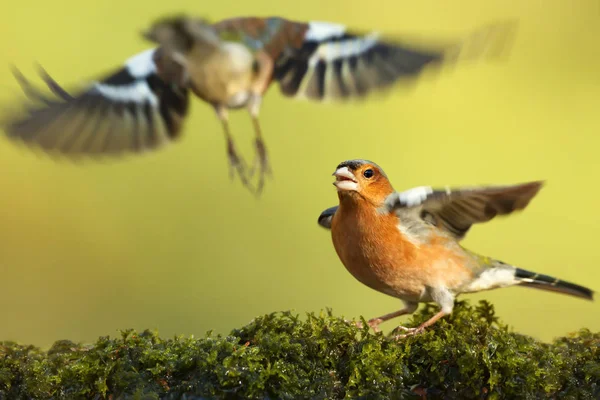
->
[1,301,599,399]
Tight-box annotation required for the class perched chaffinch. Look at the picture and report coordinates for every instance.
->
[318,159,594,337]
[1,15,515,194]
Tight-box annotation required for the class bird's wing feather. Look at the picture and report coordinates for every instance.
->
[1,48,190,157]
[383,181,544,240]
[318,205,338,229]
[270,19,517,102]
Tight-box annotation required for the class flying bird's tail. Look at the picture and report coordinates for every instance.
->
[514,267,594,300]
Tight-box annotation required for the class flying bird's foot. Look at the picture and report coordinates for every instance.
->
[226,138,253,191]
[391,325,426,340]
[249,138,272,196]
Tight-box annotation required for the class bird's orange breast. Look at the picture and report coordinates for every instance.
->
[331,199,472,301]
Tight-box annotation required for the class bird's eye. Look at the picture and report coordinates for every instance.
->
[363,169,374,179]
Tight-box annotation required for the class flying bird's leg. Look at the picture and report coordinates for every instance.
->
[247,51,274,194]
[215,105,252,190]
[248,105,272,195]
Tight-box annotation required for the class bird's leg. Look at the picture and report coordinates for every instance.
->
[393,310,449,339]
[247,51,274,195]
[392,287,455,339]
[247,95,272,195]
[353,301,418,333]
[215,106,252,190]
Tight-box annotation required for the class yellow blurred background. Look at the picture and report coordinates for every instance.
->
[0,0,598,349]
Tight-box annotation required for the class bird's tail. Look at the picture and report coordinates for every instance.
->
[464,255,594,301]
[514,267,594,301]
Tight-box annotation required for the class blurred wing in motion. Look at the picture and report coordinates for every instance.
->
[384,181,543,240]
[1,48,190,157]
[273,19,518,101]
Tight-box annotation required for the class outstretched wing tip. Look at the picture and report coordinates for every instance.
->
[9,64,27,86]
[515,179,545,197]
[529,180,545,191]
[8,63,19,75]
[532,179,545,187]
[389,178,548,241]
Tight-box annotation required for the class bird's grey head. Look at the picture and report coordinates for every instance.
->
[142,15,219,52]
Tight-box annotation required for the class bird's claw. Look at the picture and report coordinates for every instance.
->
[226,139,253,191]
[344,319,363,328]
[392,325,425,340]
[367,318,383,333]
[248,138,272,196]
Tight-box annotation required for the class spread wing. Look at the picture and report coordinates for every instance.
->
[318,205,338,229]
[1,48,190,157]
[271,19,517,101]
[383,181,544,240]
[211,17,516,102]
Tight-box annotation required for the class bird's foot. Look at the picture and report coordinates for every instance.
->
[248,138,272,196]
[349,318,384,333]
[226,138,253,191]
[366,318,384,333]
[392,325,426,340]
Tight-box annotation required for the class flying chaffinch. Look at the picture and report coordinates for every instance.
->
[318,159,594,338]
[1,15,515,195]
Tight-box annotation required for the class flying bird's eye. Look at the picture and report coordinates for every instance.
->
[363,169,374,179]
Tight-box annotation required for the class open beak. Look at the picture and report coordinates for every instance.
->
[333,167,359,191]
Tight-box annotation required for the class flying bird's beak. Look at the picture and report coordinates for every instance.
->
[333,167,358,192]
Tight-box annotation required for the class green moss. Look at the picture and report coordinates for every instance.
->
[1,300,598,399]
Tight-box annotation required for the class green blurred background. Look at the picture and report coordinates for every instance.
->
[0,0,598,348]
